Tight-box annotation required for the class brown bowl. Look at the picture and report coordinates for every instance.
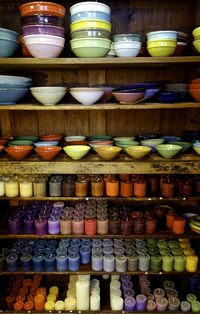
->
[5,145,33,160]
[19,1,66,18]
[112,91,144,104]
[35,146,62,160]
[0,145,5,154]
[65,140,88,146]
[40,133,63,142]
[189,89,200,102]
[0,138,8,146]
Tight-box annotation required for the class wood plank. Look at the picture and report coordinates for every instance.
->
[0,153,200,174]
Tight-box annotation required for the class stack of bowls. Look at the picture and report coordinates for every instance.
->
[19,1,66,58]
[0,27,19,57]
[113,33,142,57]
[173,31,188,56]
[146,30,177,57]
[188,78,200,102]
[0,75,32,104]
[192,26,200,53]
[69,1,112,57]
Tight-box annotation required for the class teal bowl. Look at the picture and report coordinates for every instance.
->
[168,141,192,153]
[17,135,39,142]
[89,135,112,141]
[0,38,19,57]
[0,28,19,41]
[8,139,33,146]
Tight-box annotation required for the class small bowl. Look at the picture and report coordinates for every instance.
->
[0,37,19,57]
[64,136,86,142]
[193,145,200,156]
[115,141,139,150]
[8,140,33,146]
[95,146,121,160]
[21,14,65,27]
[113,33,141,42]
[156,144,182,158]
[113,41,141,57]
[140,138,164,152]
[158,91,180,103]
[70,11,111,23]
[34,141,59,147]
[89,135,112,141]
[114,137,135,142]
[63,145,90,160]
[70,20,111,32]
[146,30,177,41]
[31,86,67,105]
[35,146,62,160]
[19,1,66,17]
[147,45,176,57]
[40,134,63,142]
[168,141,192,153]
[70,38,111,58]
[70,28,110,39]
[5,145,33,160]
[22,25,65,37]
[0,88,29,104]
[69,2,111,15]
[89,140,113,150]
[162,135,182,143]
[125,145,152,159]
[136,133,161,141]
[17,135,38,142]
[65,140,88,146]
[112,91,144,104]
[189,89,200,102]
[0,138,9,146]
[69,87,105,105]
[0,145,5,154]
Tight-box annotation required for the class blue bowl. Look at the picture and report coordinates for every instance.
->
[34,141,59,147]
[0,88,29,104]
[0,75,32,84]
[158,91,180,103]
[0,28,19,41]
[70,11,111,23]
[0,38,19,57]
[162,135,182,143]
[144,88,160,100]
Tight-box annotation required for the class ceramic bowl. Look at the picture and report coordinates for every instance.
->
[112,91,144,104]
[35,145,62,160]
[5,145,33,160]
[0,27,19,41]
[156,144,182,158]
[70,2,111,15]
[95,146,121,160]
[70,11,111,23]
[0,138,8,146]
[136,133,161,141]
[113,41,141,57]
[158,91,180,103]
[173,41,187,56]
[113,33,141,42]
[0,38,19,57]
[125,145,152,159]
[8,140,33,146]
[193,39,200,53]
[70,38,111,58]
[64,136,86,142]
[34,141,59,147]
[70,28,110,39]
[114,136,135,142]
[193,26,200,38]
[193,145,200,156]
[22,25,65,37]
[0,145,5,154]
[162,135,182,143]
[146,30,177,41]
[89,140,113,150]
[147,45,176,57]
[19,1,66,17]
[21,14,65,27]
[189,89,200,102]
[69,87,105,105]
[0,75,32,84]
[17,135,38,142]
[115,141,139,150]
[168,141,192,153]
[63,145,90,160]
[65,140,88,146]
[40,134,63,142]
[23,34,65,58]
[140,138,164,152]
[89,135,112,141]
[31,86,67,105]
[70,20,111,32]
[0,88,29,104]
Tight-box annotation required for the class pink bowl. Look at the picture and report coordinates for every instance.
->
[112,91,144,104]
[22,25,65,37]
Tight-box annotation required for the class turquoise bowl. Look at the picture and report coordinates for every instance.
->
[89,135,112,141]
[17,135,39,142]
[8,139,33,146]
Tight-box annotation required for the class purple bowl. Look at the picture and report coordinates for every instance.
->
[158,91,180,103]
[22,25,65,37]
[21,14,65,27]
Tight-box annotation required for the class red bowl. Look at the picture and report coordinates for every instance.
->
[0,145,5,154]
[65,140,88,146]
[19,2,66,18]
[5,145,33,160]
[172,42,187,56]
[189,89,200,102]
[0,138,8,146]
[35,145,62,160]
[40,134,63,142]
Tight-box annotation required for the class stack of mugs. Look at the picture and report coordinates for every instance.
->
[19,1,66,58]
[69,1,112,57]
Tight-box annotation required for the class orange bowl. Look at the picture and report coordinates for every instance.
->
[0,145,5,154]
[189,89,200,102]
[5,145,33,160]
[40,133,63,142]
[190,78,200,84]
[35,146,62,160]
[0,138,8,146]
[19,1,66,18]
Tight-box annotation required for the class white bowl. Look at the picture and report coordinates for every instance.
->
[31,86,67,105]
[69,87,105,105]
[64,135,86,142]
[0,75,32,84]
[146,30,177,41]
[23,34,65,45]
[114,41,141,57]
[70,2,111,15]
[114,41,141,49]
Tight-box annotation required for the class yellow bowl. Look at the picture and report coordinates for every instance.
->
[147,45,176,57]
[193,40,200,53]
[147,40,177,47]
[193,145,200,156]
[192,26,200,39]
[63,145,90,160]
[70,20,111,32]
[95,145,121,160]
[125,145,152,159]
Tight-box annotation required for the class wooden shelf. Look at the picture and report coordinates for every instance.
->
[0,57,199,70]
[0,102,199,110]
[0,153,199,174]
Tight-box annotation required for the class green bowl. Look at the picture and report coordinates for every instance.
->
[156,144,182,158]
[89,135,112,141]
[70,38,111,57]
[16,135,39,142]
[8,139,33,146]
[168,141,192,153]
[115,140,139,147]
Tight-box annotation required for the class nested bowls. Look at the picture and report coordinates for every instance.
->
[113,33,141,42]
[21,14,65,27]
[146,30,177,57]
[22,25,65,37]
[69,2,111,15]
[70,38,111,57]
[70,11,111,23]
[70,20,111,33]
[71,28,110,40]
[31,86,67,105]
[113,41,141,57]
[0,27,19,57]
[69,87,105,105]
[19,1,66,18]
